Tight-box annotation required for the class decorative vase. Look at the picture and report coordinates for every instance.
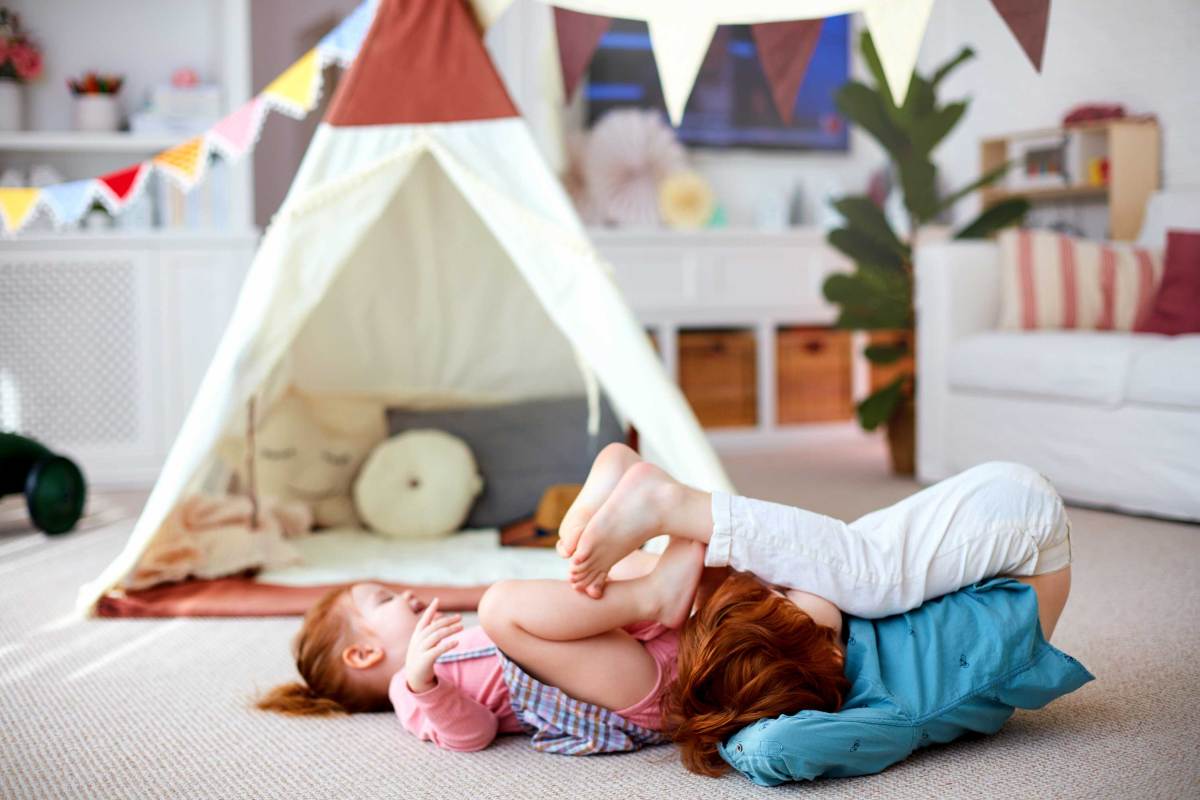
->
[886,397,916,476]
[73,95,122,132]
[0,79,23,132]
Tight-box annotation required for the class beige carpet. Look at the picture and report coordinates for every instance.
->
[2,431,1198,799]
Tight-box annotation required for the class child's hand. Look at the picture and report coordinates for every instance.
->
[404,598,463,694]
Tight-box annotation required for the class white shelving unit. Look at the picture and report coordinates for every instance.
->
[0,132,186,154]
[1,0,259,488]
[593,227,870,448]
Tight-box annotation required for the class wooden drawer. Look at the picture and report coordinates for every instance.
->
[867,330,915,392]
[678,329,757,428]
[776,327,853,424]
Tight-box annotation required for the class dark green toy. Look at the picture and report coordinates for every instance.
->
[0,432,87,535]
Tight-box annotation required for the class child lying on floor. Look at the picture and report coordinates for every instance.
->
[257,538,715,754]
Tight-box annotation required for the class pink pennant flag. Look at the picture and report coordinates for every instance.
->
[990,0,1052,71]
[554,7,612,101]
[751,20,824,125]
[209,96,266,159]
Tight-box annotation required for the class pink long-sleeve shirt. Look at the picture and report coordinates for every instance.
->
[389,623,679,752]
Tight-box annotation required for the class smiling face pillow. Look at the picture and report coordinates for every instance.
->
[353,429,484,539]
[220,390,387,528]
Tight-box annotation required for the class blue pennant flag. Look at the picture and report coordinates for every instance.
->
[318,0,378,65]
[40,180,96,228]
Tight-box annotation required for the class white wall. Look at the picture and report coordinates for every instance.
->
[919,0,1200,227]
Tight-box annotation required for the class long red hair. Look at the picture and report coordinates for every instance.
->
[662,572,850,776]
[255,586,389,716]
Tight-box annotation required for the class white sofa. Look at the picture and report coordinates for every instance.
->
[915,190,1200,522]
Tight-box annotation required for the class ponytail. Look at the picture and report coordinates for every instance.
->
[253,586,390,717]
[256,681,348,716]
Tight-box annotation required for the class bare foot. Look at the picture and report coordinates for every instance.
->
[647,538,705,629]
[570,461,676,597]
[556,443,641,559]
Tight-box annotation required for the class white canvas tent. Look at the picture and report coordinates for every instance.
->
[79,0,731,615]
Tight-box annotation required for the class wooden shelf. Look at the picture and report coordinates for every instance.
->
[982,184,1108,205]
[980,119,1160,240]
[0,131,184,153]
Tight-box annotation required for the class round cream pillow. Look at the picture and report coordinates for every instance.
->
[353,429,483,539]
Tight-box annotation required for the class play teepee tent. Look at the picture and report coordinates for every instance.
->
[79,0,731,616]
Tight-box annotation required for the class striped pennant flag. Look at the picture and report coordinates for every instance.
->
[262,48,322,118]
[153,136,208,189]
[0,187,41,234]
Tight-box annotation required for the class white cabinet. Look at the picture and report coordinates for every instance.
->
[0,232,256,486]
[591,227,867,441]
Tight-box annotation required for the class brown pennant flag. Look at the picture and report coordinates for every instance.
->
[750,20,825,125]
[990,0,1052,71]
[554,7,613,101]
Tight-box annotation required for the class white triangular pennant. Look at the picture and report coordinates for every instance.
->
[862,0,935,105]
[647,15,717,126]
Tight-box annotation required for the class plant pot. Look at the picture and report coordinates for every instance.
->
[0,79,23,132]
[885,397,916,476]
[73,94,122,132]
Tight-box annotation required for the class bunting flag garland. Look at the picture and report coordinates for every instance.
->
[553,7,612,101]
[860,0,936,104]
[153,137,207,189]
[95,163,152,213]
[39,180,97,227]
[751,19,825,125]
[647,15,718,126]
[990,0,1051,71]
[262,48,323,118]
[0,0,374,236]
[207,97,268,161]
[318,0,379,66]
[0,188,41,232]
[1,0,1059,237]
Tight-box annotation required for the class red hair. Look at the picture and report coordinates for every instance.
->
[255,586,390,716]
[662,573,850,776]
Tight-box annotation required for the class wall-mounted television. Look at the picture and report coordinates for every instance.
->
[585,16,850,151]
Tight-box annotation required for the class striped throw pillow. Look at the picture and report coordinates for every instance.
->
[997,229,1164,331]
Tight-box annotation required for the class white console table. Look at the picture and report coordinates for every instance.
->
[592,227,867,443]
[0,231,257,487]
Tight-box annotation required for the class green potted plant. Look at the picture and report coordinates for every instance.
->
[823,31,1030,474]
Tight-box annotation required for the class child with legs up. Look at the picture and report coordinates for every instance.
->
[555,443,1074,774]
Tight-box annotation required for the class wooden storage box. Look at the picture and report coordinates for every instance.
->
[678,329,757,428]
[776,327,853,424]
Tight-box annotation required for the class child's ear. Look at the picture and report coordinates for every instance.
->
[341,643,384,670]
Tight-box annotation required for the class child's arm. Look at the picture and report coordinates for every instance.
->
[390,671,501,752]
[389,599,499,752]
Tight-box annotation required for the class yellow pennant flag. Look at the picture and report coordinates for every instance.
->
[0,187,41,233]
[263,48,321,116]
[153,137,205,185]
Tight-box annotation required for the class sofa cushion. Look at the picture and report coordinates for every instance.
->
[1126,335,1200,409]
[948,331,1164,406]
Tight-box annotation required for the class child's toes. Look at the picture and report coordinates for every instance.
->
[585,581,605,599]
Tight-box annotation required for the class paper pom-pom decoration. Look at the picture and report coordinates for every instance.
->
[659,170,716,230]
[583,109,686,227]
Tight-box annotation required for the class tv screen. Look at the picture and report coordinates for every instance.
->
[585,16,850,151]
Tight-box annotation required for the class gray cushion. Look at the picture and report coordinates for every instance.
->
[386,396,625,529]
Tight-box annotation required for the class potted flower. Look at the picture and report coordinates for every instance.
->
[0,8,43,131]
[68,71,124,132]
[822,32,1030,474]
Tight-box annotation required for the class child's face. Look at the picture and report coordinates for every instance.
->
[346,583,425,672]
